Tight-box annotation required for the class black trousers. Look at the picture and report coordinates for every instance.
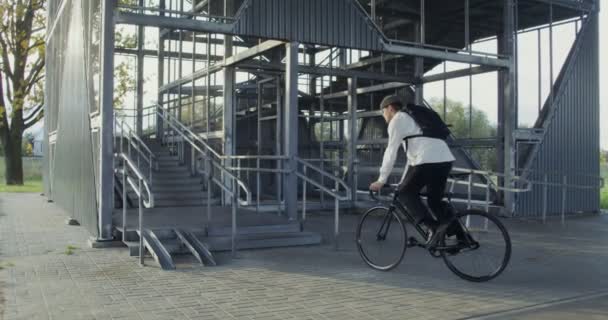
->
[398,162,453,228]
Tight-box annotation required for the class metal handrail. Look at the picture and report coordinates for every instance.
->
[115,114,157,185]
[116,114,156,157]
[296,157,351,249]
[115,153,154,208]
[115,152,154,266]
[156,105,252,206]
[295,157,351,196]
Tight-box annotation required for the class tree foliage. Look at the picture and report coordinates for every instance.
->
[428,97,498,171]
[0,0,46,185]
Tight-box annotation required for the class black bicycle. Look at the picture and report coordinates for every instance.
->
[356,174,511,282]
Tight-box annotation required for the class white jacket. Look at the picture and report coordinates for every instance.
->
[377,112,455,184]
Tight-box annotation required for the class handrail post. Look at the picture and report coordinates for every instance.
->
[485,181,490,213]
[122,164,127,243]
[334,197,339,251]
[542,174,548,224]
[334,169,339,250]
[206,156,212,222]
[302,166,307,221]
[231,178,237,257]
[256,158,260,214]
[561,175,567,226]
[467,173,473,210]
[138,178,144,266]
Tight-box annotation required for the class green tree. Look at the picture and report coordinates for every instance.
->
[0,0,45,185]
[428,97,498,171]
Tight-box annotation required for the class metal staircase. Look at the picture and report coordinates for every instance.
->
[113,109,324,271]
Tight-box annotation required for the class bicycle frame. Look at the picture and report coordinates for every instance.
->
[372,189,474,251]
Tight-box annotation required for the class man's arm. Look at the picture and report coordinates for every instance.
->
[377,120,404,184]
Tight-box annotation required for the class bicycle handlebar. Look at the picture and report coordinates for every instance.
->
[369,185,397,202]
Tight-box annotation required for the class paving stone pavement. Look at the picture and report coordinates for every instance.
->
[1,193,608,320]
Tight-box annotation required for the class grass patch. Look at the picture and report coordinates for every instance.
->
[602,163,608,210]
[0,180,42,193]
[0,261,15,270]
[0,156,43,193]
[64,245,79,255]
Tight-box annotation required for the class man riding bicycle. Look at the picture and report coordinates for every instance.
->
[369,94,455,243]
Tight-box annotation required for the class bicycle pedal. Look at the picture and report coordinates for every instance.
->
[407,237,419,247]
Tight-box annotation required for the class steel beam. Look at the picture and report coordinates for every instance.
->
[158,40,284,93]
[321,82,409,100]
[115,47,223,61]
[382,43,510,68]
[534,0,596,12]
[422,65,498,83]
[115,12,234,34]
[345,54,400,70]
[283,42,299,221]
[98,0,116,240]
[238,62,412,83]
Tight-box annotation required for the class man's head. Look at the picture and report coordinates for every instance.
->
[380,95,403,124]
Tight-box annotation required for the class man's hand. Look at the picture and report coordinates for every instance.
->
[369,181,385,192]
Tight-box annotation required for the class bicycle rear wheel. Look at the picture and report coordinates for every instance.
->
[356,207,407,271]
[440,210,511,282]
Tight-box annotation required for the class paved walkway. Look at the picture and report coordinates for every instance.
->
[1,193,608,320]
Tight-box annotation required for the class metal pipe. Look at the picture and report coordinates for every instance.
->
[542,174,548,224]
[561,175,567,225]
[232,178,237,257]
[334,192,339,250]
[467,174,473,210]
[302,166,307,221]
[485,182,490,213]
[122,164,127,243]
[139,178,144,266]
[256,158,260,213]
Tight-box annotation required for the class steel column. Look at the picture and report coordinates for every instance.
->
[283,42,299,221]
[347,77,358,203]
[98,0,116,240]
[498,0,517,215]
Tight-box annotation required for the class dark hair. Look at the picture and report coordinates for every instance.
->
[380,95,404,110]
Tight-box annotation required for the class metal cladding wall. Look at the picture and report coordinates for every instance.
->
[516,15,600,217]
[45,0,100,235]
[233,0,384,51]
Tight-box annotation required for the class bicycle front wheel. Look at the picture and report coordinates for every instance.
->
[356,207,407,271]
[440,210,511,282]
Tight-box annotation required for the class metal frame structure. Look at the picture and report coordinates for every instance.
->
[44,0,601,248]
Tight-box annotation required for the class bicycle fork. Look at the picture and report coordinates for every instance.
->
[376,207,396,241]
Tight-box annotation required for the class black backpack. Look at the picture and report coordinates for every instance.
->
[401,103,451,145]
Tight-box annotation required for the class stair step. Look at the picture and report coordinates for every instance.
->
[154,171,193,178]
[155,198,220,207]
[207,223,301,236]
[201,232,322,251]
[155,166,189,172]
[117,227,177,242]
[157,156,180,161]
[127,191,208,201]
[150,192,209,200]
[153,185,204,192]
[153,176,202,184]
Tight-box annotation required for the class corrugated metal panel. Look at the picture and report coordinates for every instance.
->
[516,15,600,217]
[233,0,383,51]
[45,0,99,235]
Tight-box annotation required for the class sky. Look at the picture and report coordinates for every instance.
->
[424,10,607,150]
